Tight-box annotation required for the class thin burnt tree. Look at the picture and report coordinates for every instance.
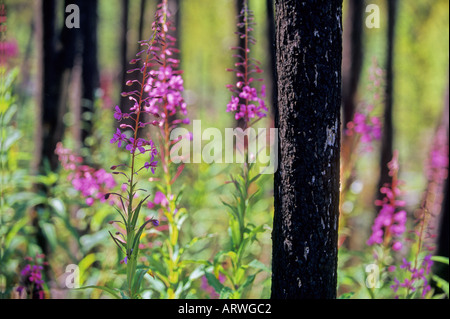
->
[266,0,277,121]
[80,0,100,149]
[376,0,397,205]
[272,0,343,299]
[341,0,364,128]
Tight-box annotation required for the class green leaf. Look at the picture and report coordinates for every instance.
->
[247,259,271,273]
[238,273,258,294]
[131,218,157,256]
[432,275,449,296]
[205,272,225,294]
[78,253,97,284]
[130,194,151,230]
[4,216,28,248]
[132,268,150,297]
[219,287,234,299]
[431,256,449,265]
[249,173,261,185]
[39,221,58,251]
[1,130,21,151]
[221,200,240,222]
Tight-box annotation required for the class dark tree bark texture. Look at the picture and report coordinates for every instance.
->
[272,0,342,299]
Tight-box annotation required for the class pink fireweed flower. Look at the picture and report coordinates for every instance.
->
[367,151,407,250]
[55,143,117,206]
[106,12,165,273]
[424,125,449,220]
[225,3,267,124]
[142,1,188,126]
[346,112,382,150]
[147,191,169,209]
[345,58,384,152]
[16,255,48,299]
[144,153,158,174]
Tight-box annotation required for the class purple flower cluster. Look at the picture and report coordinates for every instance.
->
[143,1,188,127]
[345,58,384,152]
[226,4,267,123]
[72,167,116,206]
[367,151,407,251]
[425,125,449,217]
[111,115,159,158]
[346,112,382,151]
[391,255,434,298]
[16,255,47,299]
[55,143,117,206]
[145,66,188,123]
[109,13,170,165]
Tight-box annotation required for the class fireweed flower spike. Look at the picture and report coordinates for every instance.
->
[137,0,200,299]
[390,126,449,299]
[367,150,407,251]
[206,2,269,299]
[226,3,267,126]
[103,11,170,299]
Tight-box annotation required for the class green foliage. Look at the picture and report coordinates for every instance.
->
[207,161,270,299]
[1,0,448,300]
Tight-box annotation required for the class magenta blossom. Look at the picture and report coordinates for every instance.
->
[367,151,406,250]
[144,153,158,174]
[147,191,169,209]
[55,143,117,206]
[225,5,267,124]
[142,3,188,126]
[346,112,382,151]
[16,255,47,299]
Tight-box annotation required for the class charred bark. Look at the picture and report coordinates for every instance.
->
[272,0,343,299]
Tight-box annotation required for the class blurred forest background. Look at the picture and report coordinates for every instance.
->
[0,0,449,299]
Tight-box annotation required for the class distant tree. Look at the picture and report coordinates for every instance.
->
[341,0,364,128]
[80,0,99,149]
[34,0,82,172]
[341,0,365,251]
[266,0,277,121]
[376,0,397,206]
[272,0,342,299]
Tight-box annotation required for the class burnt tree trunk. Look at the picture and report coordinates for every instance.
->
[80,0,99,150]
[376,0,397,205]
[266,0,277,121]
[272,0,342,299]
